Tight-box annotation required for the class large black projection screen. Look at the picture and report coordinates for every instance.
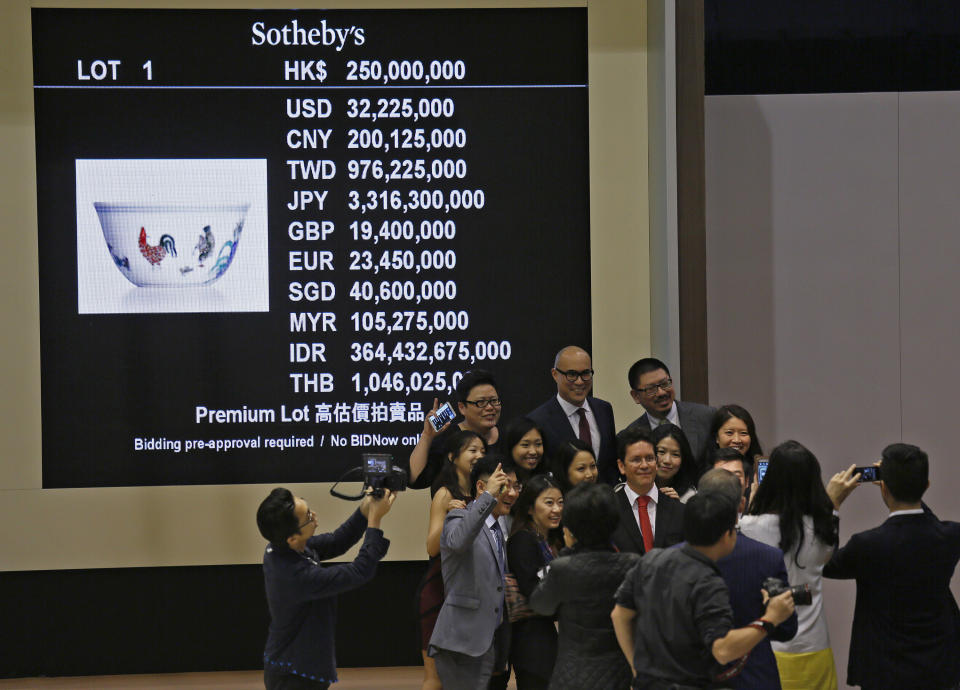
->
[33,8,590,488]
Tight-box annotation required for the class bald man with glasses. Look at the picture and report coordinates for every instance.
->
[526,346,619,484]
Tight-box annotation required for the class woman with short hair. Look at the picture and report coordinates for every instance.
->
[528,483,641,690]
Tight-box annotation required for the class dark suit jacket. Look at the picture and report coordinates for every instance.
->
[626,399,716,463]
[611,486,685,555]
[715,532,798,690]
[527,395,618,485]
[823,511,960,690]
[506,529,557,680]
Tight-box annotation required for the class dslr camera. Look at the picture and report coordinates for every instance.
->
[762,576,812,606]
[363,453,408,498]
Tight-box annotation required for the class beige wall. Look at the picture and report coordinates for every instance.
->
[0,0,652,570]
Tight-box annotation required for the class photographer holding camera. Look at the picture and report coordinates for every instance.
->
[611,490,796,689]
[824,443,960,690]
[257,486,396,689]
[698,467,798,689]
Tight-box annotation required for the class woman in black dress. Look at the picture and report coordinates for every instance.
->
[529,483,641,690]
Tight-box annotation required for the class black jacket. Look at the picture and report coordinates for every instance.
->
[507,529,558,680]
[824,510,960,689]
[610,486,685,555]
[529,546,641,690]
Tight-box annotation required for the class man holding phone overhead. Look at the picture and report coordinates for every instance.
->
[429,456,520,689]
[824,443,960,690]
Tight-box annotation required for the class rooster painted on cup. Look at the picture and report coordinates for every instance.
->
[138,227,177,266]
[95,203,248,287]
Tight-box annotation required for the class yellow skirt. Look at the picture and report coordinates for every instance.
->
[773,648,838,690]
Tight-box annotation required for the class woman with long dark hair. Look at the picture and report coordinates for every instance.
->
[740,440,858,690]
[503,417,549,484]
[650,423,699,503]
[551,439,598,493]
[704,404,763,474]
[507,473,564,689]
[415,430,485,690]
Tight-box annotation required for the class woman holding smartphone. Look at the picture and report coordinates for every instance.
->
[740,440,859,690]
[408,370,503,490]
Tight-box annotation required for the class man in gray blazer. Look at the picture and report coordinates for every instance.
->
[429,455,520,689]
[625,357,715,461]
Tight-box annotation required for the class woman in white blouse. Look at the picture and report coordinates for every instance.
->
[740,440,859,690]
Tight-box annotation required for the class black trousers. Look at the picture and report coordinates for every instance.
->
[514,668,550,690]
[264,668,331,690]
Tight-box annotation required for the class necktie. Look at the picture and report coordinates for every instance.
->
[577,407,592,448]
[636,495,654,553]
[490,521,506,580]
[490,521,506,624]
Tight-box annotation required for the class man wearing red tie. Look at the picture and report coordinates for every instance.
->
[610,428,685,554]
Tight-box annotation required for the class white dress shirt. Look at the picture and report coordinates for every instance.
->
[621,482,659,538]
[888,508,924,517]
[646,400,680,429]
[556,394,600,459]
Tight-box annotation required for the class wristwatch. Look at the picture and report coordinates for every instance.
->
[748,618,776,634]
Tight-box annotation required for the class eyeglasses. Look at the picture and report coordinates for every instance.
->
[464,397,502,409]
[296,508,317,532]
[634,378,673,396]
[556,368,594,383]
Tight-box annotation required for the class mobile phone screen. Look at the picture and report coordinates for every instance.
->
[855,466,881,482]
[757,459,769,483]
[429,402,456,432]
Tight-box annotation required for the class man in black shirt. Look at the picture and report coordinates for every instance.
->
[611,491,795,689]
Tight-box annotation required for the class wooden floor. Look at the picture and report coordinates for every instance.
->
[0,668,519,689]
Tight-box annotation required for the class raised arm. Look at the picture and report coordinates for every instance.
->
[823,531,862,580]
[441,491,496,553]
[308,490,396,560]
[408,398,451,487]
[294,527,390,600]
[307,508,368,560]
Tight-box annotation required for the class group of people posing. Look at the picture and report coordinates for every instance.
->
[410,349,960,690]
[255,347,960,690]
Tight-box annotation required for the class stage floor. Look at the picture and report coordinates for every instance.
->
[0,668,520,689]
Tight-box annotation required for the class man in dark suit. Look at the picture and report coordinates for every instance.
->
[611,428,685,554]
[699,468,797,689]
[429,455,520,690]
[526,346,618,484]
[625,357,715,461]
[824,443,960,690]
